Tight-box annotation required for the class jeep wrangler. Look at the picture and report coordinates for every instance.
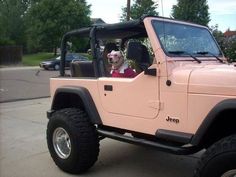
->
[46,16,236,177]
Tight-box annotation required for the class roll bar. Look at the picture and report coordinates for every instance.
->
[60,27,100,77]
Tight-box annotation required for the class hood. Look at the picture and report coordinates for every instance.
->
[189,64,236,96]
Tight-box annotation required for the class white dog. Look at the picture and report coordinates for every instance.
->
[107,50,137,78]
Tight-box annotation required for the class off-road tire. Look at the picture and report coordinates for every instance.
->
[47,108,99,174]
[194,135,236,177]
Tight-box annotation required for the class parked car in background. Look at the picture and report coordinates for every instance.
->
[40,53,88,70]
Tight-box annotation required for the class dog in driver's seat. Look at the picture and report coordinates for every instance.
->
[107,50,137,78]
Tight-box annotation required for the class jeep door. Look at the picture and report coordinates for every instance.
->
[98,68,159,119]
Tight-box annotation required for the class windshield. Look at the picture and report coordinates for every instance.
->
[152,20,222,57]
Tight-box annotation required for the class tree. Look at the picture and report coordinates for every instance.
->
[224,38,236,61]
[171,0,210,26]
[0,0,29,45]
[210,25,236,62]
[121,0,158,21]
[26,0,91,54]
[210,24,224,50]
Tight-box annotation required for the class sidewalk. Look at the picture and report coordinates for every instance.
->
[0,98,200,177]
[0,66,40,71]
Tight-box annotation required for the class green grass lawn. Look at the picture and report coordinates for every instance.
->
[22,53,55,66]
[82,53,93,60]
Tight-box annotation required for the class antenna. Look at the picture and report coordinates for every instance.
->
[160,0,165,47]
[160,0,170,83]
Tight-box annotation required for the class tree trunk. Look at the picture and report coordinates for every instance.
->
[54,47,57,56]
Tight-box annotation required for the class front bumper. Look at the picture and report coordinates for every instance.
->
[39,63,54,69]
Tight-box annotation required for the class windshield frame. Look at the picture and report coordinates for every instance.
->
[151,19,223,60]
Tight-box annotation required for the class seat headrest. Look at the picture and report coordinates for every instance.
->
[126,41,142,62]
[126,41,150,64]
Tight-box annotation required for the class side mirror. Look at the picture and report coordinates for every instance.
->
[144,68,157,76]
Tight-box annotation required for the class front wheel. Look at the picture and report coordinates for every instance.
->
[47,108,99,174]
[194,135,236,177]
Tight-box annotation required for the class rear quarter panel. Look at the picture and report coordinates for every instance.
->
[50,78,103,113]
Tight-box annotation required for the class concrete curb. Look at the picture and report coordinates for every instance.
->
[0,96,50,103]
[0,66,40,71]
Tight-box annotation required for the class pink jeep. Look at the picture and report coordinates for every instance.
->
[46,16,236,177]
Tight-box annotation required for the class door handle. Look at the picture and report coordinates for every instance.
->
[104,85,113,91]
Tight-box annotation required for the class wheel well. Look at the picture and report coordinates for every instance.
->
[200,109,236,148]
[50,87,102,125]
[52,92,85,111]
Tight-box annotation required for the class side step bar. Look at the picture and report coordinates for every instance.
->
[97,128,200,155]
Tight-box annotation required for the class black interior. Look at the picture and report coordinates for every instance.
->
[61,17,151,77]
[126,41,151,72]
[70,61,95,77]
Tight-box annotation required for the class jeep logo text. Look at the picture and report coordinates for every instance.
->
[166,116,180,124]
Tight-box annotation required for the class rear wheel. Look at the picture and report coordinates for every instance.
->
[47,108,99,174]
[54,64,60,70]
[194,135,236,177]
[221,170,236,177]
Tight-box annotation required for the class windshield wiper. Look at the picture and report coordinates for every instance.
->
[168,51,201,63]
[196,51,223,63]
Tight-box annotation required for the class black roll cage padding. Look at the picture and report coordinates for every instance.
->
[60,35,67,76]
[59,15,162,77]
[89,27,99,78]
[59,15,214,77]
[60,27,99,77]
[60,26,109,77]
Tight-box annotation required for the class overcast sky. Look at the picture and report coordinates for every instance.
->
[87,0,236,32]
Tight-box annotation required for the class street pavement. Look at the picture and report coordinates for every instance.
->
[0,98,201,177]
[0,67,59,102]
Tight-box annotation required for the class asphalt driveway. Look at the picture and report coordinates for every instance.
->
[0,67,58,102]
[0,98,201,177]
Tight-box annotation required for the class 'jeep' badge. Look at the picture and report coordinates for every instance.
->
[166,116,180,124]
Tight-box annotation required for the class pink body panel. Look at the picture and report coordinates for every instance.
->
[50,17,236,136]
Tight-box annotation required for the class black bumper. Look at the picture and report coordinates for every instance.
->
[47,110,55,119]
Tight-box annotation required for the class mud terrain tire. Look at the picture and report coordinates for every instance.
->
[47,108,99,174]
[194,135,236,177]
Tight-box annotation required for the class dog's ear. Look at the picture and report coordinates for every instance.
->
[107,50,115,58]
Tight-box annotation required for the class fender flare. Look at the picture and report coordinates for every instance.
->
[191,99,236,145]
[48,86,102,125]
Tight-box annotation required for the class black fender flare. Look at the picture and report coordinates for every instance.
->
[191,99,236,145]
[48,86,102,125]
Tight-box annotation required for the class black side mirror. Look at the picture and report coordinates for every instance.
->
[144,68,157,76]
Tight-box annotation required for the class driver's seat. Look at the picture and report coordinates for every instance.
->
[126,41,151,72]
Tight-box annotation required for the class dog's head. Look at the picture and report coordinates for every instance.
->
[107,50,124,69]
